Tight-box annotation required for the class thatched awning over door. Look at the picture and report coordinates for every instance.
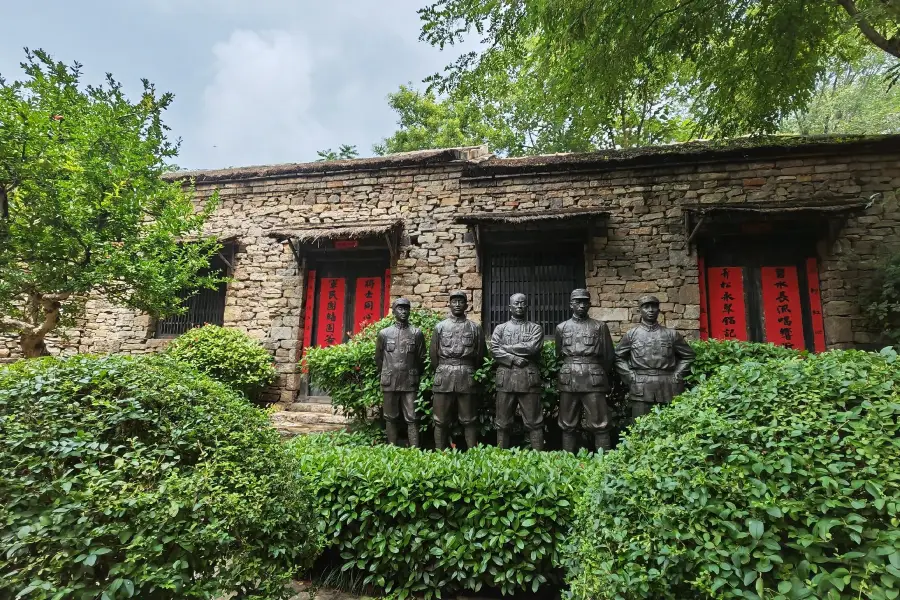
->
[683,201,871,246]
[454,207,610,227]
[267,219,404,263]
[454,207,610,271]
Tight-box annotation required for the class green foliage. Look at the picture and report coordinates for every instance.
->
[685,338,804,385]
[291,433,596,598]
[304,308,444,422]
[568,348,900,600]
[165,324,278,399]
[418,0,899,141]
[0,353,321,599]
[781,50,900,135]
[864,252,900,346]
[0,48,222,357]
[315,144,359,161]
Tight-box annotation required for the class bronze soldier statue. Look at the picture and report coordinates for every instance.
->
[430,290,485,450]
[375,298,426,447]
[615,295,695,418]
[555,289,615,452]
[490,293,545,450]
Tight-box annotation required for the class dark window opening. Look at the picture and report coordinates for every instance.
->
[155,247,231,338]
[483,239,586,337]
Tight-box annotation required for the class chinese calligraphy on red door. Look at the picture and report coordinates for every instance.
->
[302,270,316,350]
[353,277,382,334]
[761,266,806,350]
[806,258,826,352]
[706,266,749,341]
[315,278,346,347]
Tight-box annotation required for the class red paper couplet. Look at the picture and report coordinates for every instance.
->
[353,277,383,334]
[698,257,709,340]
[302,269,316,350]
[761,266,806,351]
[706,266,749,341]
[806,258,826,352]
[383,268,392,316]
[315,277,346,347]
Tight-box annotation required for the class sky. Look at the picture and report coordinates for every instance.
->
[0,1,469,170]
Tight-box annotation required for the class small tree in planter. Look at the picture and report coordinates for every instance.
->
[0,49,221,357]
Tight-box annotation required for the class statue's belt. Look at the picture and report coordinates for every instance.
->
[632,369,674,376]
[437,358,476,367]
[562,357,603,365]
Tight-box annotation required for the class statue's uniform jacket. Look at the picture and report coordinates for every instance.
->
[614,323,695,404]
[375,323,426,392]
[490,318,544,393]
[554,316,614,392]
[430,317,484,393]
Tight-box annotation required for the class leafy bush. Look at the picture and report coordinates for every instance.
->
[685,338,804,385]
[568,348,900,600]
[864,251,900,347]
[291,433,596,598]
[0,353,321,600]
[166,324,277,399]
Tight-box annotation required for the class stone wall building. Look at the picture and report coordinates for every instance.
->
[3,135,899,403]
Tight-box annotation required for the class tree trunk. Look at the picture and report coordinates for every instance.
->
[20,332,51,358]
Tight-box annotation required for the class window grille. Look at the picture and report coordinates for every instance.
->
[483,243,585,337]
[155,252,229,338]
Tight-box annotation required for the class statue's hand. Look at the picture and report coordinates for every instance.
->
[513,356,528,368]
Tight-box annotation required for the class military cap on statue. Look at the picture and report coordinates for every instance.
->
[637,294,660,307]
[393,298,411,307]
[449,290,467,301]
[570,288,591,300]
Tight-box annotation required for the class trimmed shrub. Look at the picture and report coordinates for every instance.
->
[685,338,804,385]
[166,324,277,399]
[291,433,597,598]
[568,348,900,600]
[0,354,320,600]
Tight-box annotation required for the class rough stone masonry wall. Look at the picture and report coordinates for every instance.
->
[459,150,900,343]
[3,146,898,402]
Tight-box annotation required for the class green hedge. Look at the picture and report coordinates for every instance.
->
[291,433,596,599]
[166,324,278,399]
[306,316,804,440]
[0,354,320,600]
[568,348,900,600]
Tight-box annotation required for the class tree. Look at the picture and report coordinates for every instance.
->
[316,144,359,161]
[0,49,221,358]
[781,50,900,135]
[418,0,900,140]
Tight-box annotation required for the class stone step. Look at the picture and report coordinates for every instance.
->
[284,402,344,415]
[275,422,348,438]
[270,410,348,425]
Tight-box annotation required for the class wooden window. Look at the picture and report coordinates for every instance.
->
[700,235,826,351]
[155,249,231,338]
[483,241,586,337]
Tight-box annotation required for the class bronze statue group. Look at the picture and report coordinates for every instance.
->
[375,290,695,452]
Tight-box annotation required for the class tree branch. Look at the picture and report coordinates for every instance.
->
[835,0,900,58]
[0,316,34,333]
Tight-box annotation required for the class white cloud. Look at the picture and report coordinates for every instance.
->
[195,29,332,168]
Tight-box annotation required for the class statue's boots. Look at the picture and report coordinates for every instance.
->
[496,429,510,449]
[434,426,448,450]
[464,424,478,450]
[594,431,611,452]
[529,428,544,451]
[562,432,578,453]
[407,423,420,448]
[385,421,400,446]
